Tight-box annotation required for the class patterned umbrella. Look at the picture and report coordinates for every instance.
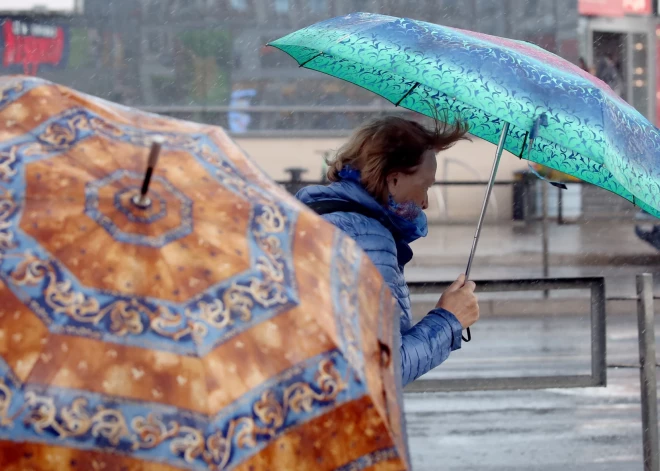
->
[271,12,660,342]
[269,13,660,220]
[0,76,409,471]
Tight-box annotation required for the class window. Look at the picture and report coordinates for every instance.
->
[275,0,288,14]
[230,0,247,11]
[309,0,326,14]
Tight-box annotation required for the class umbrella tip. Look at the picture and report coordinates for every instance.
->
[133,136,166,210]
[131,194,152,209]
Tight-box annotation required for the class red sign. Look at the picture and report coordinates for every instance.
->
[623,0,653,14]
[2,19,66,75]
[578,0,624,16]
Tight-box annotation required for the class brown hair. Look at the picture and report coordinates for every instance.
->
[327,116,469,202]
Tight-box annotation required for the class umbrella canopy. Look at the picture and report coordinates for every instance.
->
[0,76,409,470]
[269,12,660,219]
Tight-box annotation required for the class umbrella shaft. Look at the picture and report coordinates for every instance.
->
[141,139,164,196]
[141,167,154,196]
[465,122,510,279]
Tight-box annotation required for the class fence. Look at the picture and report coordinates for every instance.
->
[278,174,644,224]
[404,277,608,393]
[404,274,660,471]
[147,105,646,222]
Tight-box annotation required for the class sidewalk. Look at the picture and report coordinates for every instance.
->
[410,220,660,269]
[407,221,660,316]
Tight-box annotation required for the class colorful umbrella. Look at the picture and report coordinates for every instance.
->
[270,12,660,341]
[269,13,660,221]
[0,76,410,470]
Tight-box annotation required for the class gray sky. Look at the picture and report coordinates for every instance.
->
[0,0,76,12]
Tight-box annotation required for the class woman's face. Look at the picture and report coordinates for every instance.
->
[386,149,437,210]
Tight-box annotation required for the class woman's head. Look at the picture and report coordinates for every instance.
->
[327,116,469,209]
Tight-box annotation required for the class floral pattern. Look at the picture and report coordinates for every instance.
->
[0,352,360,470]
[0,77,408,470]
[270,12,660,219]
[331,233,365,381]
[0,108,299,356]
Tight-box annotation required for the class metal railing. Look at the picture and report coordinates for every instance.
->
[277,174,641,223]
[403,277,607,393]
[404,274,659,471]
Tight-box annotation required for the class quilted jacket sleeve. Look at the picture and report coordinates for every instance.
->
[324,212,462,386]
[396,308,462,386]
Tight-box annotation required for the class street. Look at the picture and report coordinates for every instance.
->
[405,314,655,470]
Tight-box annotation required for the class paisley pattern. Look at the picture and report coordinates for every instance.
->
[333,447,399,471]
[0,108,299,357]
[0,351,361,470]
[270,12,660,219]
[0,76,410,469]
[0,76,42,110]
[331,232,365,381]
[86,170,194,247]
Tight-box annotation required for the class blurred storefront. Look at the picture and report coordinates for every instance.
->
[0,0,582,133]
[579,0,659,124]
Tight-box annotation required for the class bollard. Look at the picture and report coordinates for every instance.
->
[283,167,308,195]
[637,273,658,471]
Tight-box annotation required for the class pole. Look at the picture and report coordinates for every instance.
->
[637,273,658,471]
[557,185,564,225]
[541,180,550,298]
[465,122,510,278]
[463,122,510,342]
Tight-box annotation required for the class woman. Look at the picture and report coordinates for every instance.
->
[297,116,480,386]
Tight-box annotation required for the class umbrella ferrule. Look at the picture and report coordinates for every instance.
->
[131,193,152,209]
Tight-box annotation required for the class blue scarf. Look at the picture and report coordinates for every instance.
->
[338,166,428,241]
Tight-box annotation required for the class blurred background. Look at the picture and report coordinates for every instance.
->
[1,2,660,469]
[1,0,657,224]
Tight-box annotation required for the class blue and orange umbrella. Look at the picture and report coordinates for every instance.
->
[0,76,410,470]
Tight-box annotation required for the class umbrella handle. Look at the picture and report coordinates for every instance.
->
[463,122,511,343]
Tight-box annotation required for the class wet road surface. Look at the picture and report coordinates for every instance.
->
[404,314,656,470]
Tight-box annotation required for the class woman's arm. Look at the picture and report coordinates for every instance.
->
[328,213,463,386]
[398,308,462,386]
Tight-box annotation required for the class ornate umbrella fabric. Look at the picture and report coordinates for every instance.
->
[269,12,660,219]
[0,76,409,471]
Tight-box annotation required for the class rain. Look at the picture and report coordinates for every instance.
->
[0,0,658,470]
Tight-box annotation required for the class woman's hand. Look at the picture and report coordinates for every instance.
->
[435,274,480,328]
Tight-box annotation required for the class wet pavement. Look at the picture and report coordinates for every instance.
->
[410,221,660,269]
[404,315,656,470]
[406,221,660,301]
[399,219,658,469]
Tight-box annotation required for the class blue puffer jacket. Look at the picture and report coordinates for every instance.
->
[297,179,463,386]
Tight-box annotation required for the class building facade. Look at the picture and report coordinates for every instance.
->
[0,0,580,130]
[578,0,659,125]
